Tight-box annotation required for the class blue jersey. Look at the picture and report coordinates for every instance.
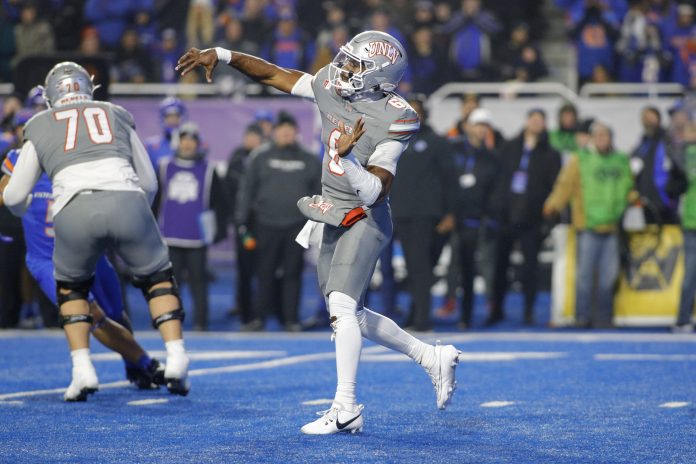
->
[2,149,124,322]
[2,149,54,265]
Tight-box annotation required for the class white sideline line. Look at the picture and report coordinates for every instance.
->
[659,402,690,408]
[127,399,169,406]
[480,401,516,408]
[361,352,566,362]
[302,399,333,406]
[91,350,287,362]
[595,354,696,361]
[0,400,24,405]
[0,346,386,401]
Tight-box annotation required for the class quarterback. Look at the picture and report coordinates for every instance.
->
[177,30,461,434]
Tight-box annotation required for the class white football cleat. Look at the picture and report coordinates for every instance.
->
[164,352,190,396]
[64,364,99,402]
[301,404,364,435]
[426,343,462,410]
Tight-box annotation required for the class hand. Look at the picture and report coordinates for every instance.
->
[436,214,456,234]
[336,118,366,158]
[176,48,219,83]
[542,203,556,218]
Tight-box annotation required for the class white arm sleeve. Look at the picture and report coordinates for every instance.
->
[340,153,383,206]
[367,140,407,176]
[129,129,158,204]
[2,141,42,216]
[290,73,316,101]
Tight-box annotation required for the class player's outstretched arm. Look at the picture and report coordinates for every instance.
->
[176,48,305,94]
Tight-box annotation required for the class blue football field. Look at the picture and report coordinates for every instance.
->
[1,330,695,463]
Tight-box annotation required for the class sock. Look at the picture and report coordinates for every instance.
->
[165,339,185,357]
[70,348,92,370]
[357,307,436,370]
[328,292,362,411]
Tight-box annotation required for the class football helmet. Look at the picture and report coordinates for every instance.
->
[159,96,187,121]
[43,62,96,108]
[25,86,46,109]
[328,30,407,98]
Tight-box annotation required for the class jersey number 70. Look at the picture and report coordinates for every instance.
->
[54,107,113,151]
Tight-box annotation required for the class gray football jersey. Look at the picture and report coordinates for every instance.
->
[311,65,420,209]
[24,101,135,179]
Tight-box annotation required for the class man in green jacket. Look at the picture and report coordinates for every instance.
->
[544,122,635,328]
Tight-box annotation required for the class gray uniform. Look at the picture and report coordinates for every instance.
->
[303,66,419,304]
[24,101,169,282]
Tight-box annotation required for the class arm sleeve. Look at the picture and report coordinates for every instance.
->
[290,73,316,101]
[129,128,158,205]
[2,141,42,216]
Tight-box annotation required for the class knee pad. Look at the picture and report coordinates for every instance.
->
[56,277,94,308]
[60,314,94,327]
[151,309,185,329]
[133,268,180,302]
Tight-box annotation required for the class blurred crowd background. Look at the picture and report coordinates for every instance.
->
[1,0,696,334]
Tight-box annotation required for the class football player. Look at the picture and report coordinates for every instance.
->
[2,62,190,400]
[177,30,461,434]
[0,110,165,396]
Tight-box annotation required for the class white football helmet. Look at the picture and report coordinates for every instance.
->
[43,61,97,108]
[328,30,407,98]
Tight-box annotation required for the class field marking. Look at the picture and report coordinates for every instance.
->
[595,354,696,361]
[659,402,690,408]
[302,399,333,406]
[361,352,566,363]
[0,400,24,405]
[91,350,287,362]
[480,401,516,408]
[2,330,696,344]
[127,399,169,406]
[0,346,386,401]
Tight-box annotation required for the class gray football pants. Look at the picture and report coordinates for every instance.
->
[53,190,171,283]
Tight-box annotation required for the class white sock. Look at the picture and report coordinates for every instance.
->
[165,339,186,357]
[328,292,362,411]
[357,307,436,370]
[70,348,92,370]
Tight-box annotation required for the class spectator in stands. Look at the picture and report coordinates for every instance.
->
[311,24,349,74]
[498,22,548,83]
[449,108,501,329]
[668,120,696,332]
[146,97,187,168]
[235,113,321,332]
[414,0,436,28]
[665,4,696,88]
[631,106,679,223]
[575,118,596,150]
[617,1,669,83]
[391,94,457,332]
[84,0,153,51]
[403,26,449,95]
[261,10,312,73]
[447,94,505,150]
[155,0,190,38]
[50,0,85,51]
[667,100,692,154]
[366,8,407,49]
[114,28,154,83]
[550,102,580,155]
[11,1,54,68]
[79,27,102,56]
[214,17,260,90]
[489,109,561,326]
[447,0,502,81]
[240,0,272,49]
[187,0,215,49]
[544,121,635,329]
[253,109,275,141]
[569,0,621,86]
[153,29,183,84]
[224,123,264,324]
[156,122,227,331]
[0,93,22,154]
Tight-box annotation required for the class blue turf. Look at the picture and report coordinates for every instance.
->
[1,332,695,463]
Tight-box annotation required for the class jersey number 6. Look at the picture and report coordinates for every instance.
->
[327,129,344,176]
[54,107,114,151]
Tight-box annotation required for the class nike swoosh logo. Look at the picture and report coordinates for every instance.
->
[336,413,361,430]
